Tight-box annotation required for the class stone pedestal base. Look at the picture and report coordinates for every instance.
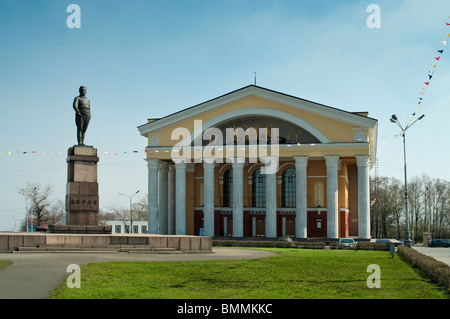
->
[65,145,100,227]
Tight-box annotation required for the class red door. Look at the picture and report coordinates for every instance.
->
[307,211,327,237]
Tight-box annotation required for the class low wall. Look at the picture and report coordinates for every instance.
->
[0,232,212,253]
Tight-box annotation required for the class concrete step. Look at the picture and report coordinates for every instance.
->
[38,244,157,249]
[15,247,47,252]
[15,245,177,253]
[119,245,155,249]
[119,247,177,252]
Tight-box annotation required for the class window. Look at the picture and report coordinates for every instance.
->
[223,169,233,207]
[252,168,266,208]
[125,225,130,233]
[282,168,296,208]
[141,225,147,234]
[115,225,121,233]
[133,225,139,234]
[316,219,322,230]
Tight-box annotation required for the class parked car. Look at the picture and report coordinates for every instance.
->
[338,238,356,249]
[429,239,450,247]
[375,238,391,244]
[375,238,403,247]
[277,237,293,242]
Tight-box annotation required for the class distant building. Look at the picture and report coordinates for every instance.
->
[138,85,378,239]
[104,220,148,234]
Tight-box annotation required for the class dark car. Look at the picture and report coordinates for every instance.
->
[375,238,391,244]
[429,239,450,247]
[376,238,403,246]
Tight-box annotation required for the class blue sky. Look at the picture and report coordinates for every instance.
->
[1,0,450,231]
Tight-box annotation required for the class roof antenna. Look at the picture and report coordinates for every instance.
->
[254,71,257,85]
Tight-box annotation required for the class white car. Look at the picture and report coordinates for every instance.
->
[338,238,356,248]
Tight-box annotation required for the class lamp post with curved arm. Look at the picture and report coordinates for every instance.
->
[390,114,425,248]
[119,190,140,234]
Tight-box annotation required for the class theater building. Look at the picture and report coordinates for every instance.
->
[138,85,378,240]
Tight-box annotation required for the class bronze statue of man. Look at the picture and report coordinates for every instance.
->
[73,86,91,146]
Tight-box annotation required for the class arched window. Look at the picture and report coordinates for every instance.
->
[223,169,233,207]
[252,168,266,208]
[282,168,296,208]
[314,182,323,207]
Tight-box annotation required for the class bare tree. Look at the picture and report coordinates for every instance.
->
[18,183,53,227]
[372,174,450,241]
[131,194,148,221]
[99,205,132,232]
[49,199,65,217]
[371,176,404,239]
[408,176,424,243]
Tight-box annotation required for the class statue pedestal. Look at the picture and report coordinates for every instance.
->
[51,145,110,234]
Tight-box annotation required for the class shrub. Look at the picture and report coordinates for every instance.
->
[296,242,326,249]
[212,240,392,251]
[212,240,295,248]
[397,245,450,291]
[356,243,390,251]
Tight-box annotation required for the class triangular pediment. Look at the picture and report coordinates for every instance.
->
[138,85,377,136]
[138,85,377,153]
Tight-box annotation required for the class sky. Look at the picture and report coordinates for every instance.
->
[1,0,450,231]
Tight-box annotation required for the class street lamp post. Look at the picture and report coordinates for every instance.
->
[19,191,27,232]
[119,190,140,234]
[390,114,425,248]
[426,186,431,247]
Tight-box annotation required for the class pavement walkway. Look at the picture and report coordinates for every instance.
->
[0,248,277,299]
[412,246,450,266]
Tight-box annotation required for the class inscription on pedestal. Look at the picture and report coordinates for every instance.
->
[66,195,99,211]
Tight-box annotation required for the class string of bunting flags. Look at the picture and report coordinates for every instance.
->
[380,18,450,140]
[0,149,146,156]
[0,139,379,157]
[407,17,450,124]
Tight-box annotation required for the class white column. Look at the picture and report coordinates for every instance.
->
[325,156,339,238]
[158,161,169,234]
[294,156,308,238]
[175,161,187,235]
[232,158,245,237]
[167,164,175,235]
[147,158,159,234]
[356,155,371,239]
[264,156,277,238]
[203,160,215,237]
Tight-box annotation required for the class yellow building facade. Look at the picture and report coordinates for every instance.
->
[138,85,378,239]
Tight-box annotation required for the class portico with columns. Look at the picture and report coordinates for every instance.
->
[138,85,378,240]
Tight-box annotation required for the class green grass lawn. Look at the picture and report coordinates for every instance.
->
[0,260,13,270]
[51,248,449,299]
